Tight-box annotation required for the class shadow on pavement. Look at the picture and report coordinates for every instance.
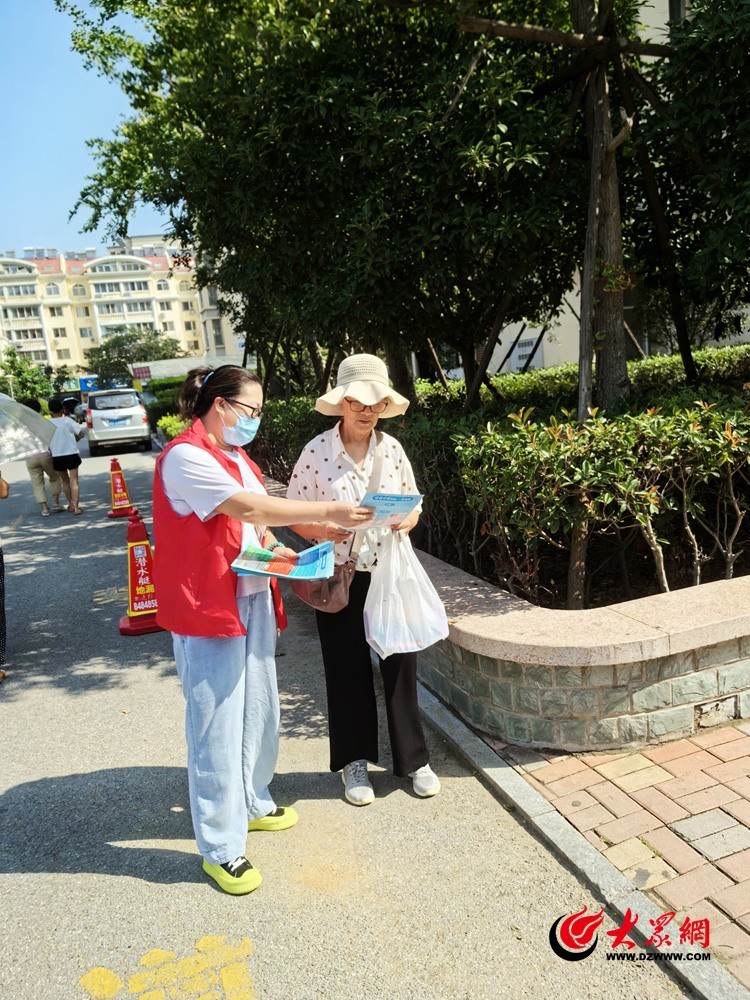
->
[1,462,172,701]
[0,766,202,885]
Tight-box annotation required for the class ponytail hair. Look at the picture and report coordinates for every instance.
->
[177,365,261,420]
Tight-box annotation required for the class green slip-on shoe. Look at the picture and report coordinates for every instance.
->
[247,806,298,832]
[202,856,262,895]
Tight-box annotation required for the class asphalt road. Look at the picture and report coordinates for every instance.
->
[0,441,696,1000]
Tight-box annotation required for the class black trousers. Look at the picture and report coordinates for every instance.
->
[315,571,429,777]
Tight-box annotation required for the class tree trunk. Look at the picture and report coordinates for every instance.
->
[570,0,630,415]
[593,73,630,409]
[567,517,589,609]
[308,339,326,390]
[383,342,414,400]
[461,347,478,389]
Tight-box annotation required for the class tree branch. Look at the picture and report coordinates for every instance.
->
[457,16,674,58]
[443,39,489,120]
[602,107,633,176]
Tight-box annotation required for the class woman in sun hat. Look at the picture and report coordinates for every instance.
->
[287,353,440,806]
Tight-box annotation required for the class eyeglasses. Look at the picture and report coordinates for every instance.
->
[344,398,388,414]
[225,398,263,420]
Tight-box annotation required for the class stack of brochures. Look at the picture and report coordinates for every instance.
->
[231,541,335,579]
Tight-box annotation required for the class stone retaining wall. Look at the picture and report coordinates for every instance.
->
[414,550,750,751]
[419,635,750,750]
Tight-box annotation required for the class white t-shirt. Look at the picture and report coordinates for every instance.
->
[49,415,81,457]
[287,422,422,570]
[160,443,269,596]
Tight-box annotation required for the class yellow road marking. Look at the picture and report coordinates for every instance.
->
[79,937,255,999]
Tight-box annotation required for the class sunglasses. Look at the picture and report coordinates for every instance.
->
[344,398,388,414]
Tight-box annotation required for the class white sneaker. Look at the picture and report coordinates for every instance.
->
[341,760,374,806]
[409,764,441,798]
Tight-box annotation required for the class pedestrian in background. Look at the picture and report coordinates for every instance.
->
[48,397,84,515]
[153,364,374,895]
[19,398,63,517]
[0,468,9,680]
[287,354,441,807]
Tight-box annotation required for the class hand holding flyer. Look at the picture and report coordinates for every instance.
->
[231,541,335,580]
[359,492,423,528]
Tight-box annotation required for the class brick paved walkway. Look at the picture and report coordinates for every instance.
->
[492,721,750,990]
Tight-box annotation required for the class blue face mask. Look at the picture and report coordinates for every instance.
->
[221,403,261,446]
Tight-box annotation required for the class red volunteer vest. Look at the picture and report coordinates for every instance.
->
[152,418,287,637]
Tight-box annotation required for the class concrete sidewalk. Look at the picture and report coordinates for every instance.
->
[0,449,695,999]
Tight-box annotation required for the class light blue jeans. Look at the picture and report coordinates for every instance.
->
[172,589,279,865]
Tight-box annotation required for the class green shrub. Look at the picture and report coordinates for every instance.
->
[146,397,179,431]
[246,344,750,608]
[157,414,189,440]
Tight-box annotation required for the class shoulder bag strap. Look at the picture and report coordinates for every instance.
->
[348,431,385,559]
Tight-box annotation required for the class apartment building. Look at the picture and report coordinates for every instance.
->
[0,235,237,372]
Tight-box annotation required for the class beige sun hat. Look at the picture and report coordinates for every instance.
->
[316,353,410,418]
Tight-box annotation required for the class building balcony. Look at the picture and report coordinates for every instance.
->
[5,316,42,325]
[15,338,47,350]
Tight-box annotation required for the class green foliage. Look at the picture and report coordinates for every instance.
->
[84,328,185,383]
[253,398,329,482]
[55,0,601,391]
[157,414,189,441]
[0,347,70,399]
[631,0,750,316]
[256,345,750,606]
[146,376,185,395]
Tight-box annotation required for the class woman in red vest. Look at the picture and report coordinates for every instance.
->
[153,365,373,895]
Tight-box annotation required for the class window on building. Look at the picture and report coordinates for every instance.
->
[182,300,195,312]
[49,306,63,317]
[208,288,218,306]
[159,301,172,311]
[45,283,60,296]
[213,319,224,348]
[162,321,175,332]
[57,349,71,360]
[178,280,191,292]
[184,321,196,332]
[517,339,534,349]
[6,284,36,297]
[128,301,151,312]
[92,281,121,294]
[7,305,39,319]
[52,327,67,339]
[79,327,93,338]
[89,262,119,273]
[98,303,124,315]
[72,284,87,296]
[156,279,169,291]
[26,350,48,361]
[123,280,149,292]
[75,306,90,318]
[188,340,200,351]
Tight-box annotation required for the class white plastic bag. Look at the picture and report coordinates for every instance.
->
[364,532,449,659]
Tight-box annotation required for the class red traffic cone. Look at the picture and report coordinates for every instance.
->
[107,458,136,518]
[119,513,164,636]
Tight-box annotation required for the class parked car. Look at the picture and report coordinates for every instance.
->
[86,389,152,457]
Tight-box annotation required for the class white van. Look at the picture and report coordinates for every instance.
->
[85,389,152,457]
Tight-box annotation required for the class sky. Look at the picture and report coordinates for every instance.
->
[0,0,167,258]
